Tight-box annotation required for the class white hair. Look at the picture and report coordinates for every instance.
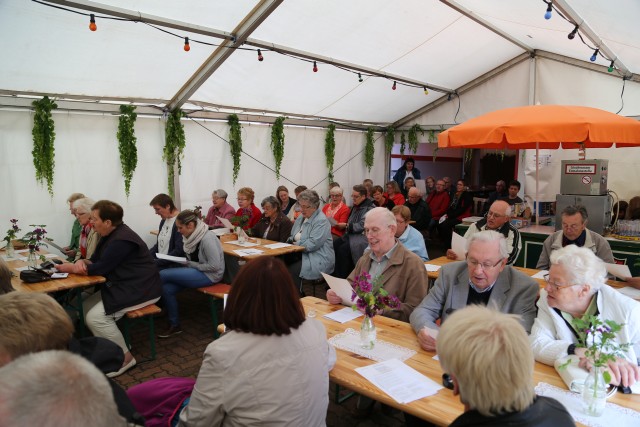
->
[549,245,606,291]
[0,350,127,427]
[72,197,95,214]
[365,207,397,227]
[329,186,343,195]
[467,230,509,259]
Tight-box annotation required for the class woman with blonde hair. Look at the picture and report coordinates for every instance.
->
[321,186,350,239]
[234,187,262,230]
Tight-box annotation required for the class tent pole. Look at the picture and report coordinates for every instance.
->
[535,143,539,226]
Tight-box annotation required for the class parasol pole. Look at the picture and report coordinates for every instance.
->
[535,142,539,225]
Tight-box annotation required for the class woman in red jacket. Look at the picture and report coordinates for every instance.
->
[234,187,262,230]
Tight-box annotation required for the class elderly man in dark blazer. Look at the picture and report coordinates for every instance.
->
[410,230,538,351]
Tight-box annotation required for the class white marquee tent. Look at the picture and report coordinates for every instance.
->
[1,0,639,246]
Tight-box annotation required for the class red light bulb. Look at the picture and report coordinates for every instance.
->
[257,49,264,62]
[89,14,97,32]
[313,61,318,72]
[184,37,190,52]
[392,81,397,90]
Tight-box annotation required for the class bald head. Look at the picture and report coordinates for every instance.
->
[486,200,511,230]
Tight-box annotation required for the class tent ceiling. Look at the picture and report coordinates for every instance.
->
[1,0,638,125]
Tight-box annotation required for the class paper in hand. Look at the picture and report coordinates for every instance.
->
[604,263,632,280]
[451,232,467,260]
[156,253,188,264]
[216,216,235,230]
[321,273,354,305]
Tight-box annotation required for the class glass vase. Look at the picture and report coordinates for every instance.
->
[27,250,38,268]
[582,366,607,417]
[5,240,15,258]
[360,316,376,350]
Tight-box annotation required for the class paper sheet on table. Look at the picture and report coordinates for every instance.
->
[327,217,337,226]
[211,228,230,237]
[617,286,640,300]
[225,240,259,248]
[263,242,292,249]
[355,359,443,404]
[156,253,188,264]
[51,273,68,279]
[531,270,548,279]
[43,253,59,259]
[321,273,354,305]
[216,216,234,230]
[424,264,441,272]
[323,307,362,323]
[232,249,264,257]
[15,248,30,254]
[605,263,632,279]
[451,232,466,260]
[14,266,30,272]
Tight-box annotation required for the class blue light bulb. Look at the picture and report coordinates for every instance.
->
[590,53,597,62]
[544,10,552,19]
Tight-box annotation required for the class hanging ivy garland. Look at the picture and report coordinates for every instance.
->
[31,96,57,197]
[163,109,186,199]
[400,131,407,156]
[117,105,138,197]
[325,123,336,182]
[364,127,375,172]
[408,123,423,154]
[228,114,242,184]
[271,116,285,179]
[384,126,395,155]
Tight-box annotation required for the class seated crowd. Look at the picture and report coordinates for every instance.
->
[2,171,640,427]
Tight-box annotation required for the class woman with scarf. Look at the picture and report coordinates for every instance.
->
[158,210,225,338]
[72,197,99,261]
[321,186,350,239]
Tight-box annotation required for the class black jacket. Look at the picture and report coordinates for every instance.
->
[405,199,431,231]
[149,218,185,269]
[251,212,293,242]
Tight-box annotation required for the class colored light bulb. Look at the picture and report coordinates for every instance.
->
[184,37,190,52]
[313,61,318,72]
[89,14,97,31]
[257,49,263,62]
[392,81,397,90]
[544,4,552,19]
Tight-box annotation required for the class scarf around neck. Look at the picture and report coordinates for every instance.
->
[183,220,209,254]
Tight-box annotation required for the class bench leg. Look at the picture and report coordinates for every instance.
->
[209,297,221,339]
[334,384,356,404]
[148,317,157,360]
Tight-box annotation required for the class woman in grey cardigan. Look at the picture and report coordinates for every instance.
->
[159,210,224,338]
[289,190,335,286]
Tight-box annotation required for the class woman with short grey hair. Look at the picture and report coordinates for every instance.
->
[204,189,235,229]
[250,196,292,243]
[72,197,99,261]
[529,245,640,388]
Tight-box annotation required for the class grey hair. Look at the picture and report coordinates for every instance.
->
[408,187,422,197]
[0,350,127,426]
[213,189,228,199]
[261,196,281,211]
[491,200,512,216]
[72,197,95,214]
[562,205,588,222]
[329,186,343,195]
[365,207,397,227]
[549,245,606,292]
[467,230,509,259]
[297,190,321,209]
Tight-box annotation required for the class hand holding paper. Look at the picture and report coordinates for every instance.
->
[451,232,467,260]
[321,273,354,305]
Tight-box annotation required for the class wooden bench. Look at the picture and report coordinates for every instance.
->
[122,303,162,361]
[196,283,231,338]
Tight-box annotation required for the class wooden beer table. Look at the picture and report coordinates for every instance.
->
[219,235,305,260]
[301,297,639,425]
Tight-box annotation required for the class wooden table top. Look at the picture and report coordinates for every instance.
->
[3,249,105,293]
[301,297,639,425]
[220,235,305,260]
[425,256,628,292]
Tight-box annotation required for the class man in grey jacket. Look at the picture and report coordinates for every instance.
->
[536,205,614,270]
[410,230,538,351]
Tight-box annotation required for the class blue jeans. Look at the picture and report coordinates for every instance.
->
[160,268,211,327]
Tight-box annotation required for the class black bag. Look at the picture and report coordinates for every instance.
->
[20,268,52,283]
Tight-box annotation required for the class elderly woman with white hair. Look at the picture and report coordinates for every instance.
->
[321,186,350,240]
[530,245,640,388]
[72,197,99,261]
[204,189,235,229]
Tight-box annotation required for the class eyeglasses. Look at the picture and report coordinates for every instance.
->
[487,210,506,219]
[543,274,582,291]
[330,194,342,198]
[299,204,312,210]
[364,226,387,236]
[466,257,503,271]
[237,198,248,201]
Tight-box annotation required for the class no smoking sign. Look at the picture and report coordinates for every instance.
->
[581,175,592,185]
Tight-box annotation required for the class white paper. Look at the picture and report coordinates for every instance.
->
[14,248,30,254]
[323,307,363,323]
[531,270,548,279]
[43,253,59,259]
[263,242,292,249]
[462,216,483,223]
[14,266,30,271]
[156,253,188,264]
[321,273,354,305]
[216,216,235,230]
[225,240,259,248]
[51,273,69,279]
[355,359,443,404]
[44,239,64,251]
[423,326,439,339]
[605,263,632,279]
[617,286,640,300]
[451,232,466,260]
[232,249,264,257]
[211,228,230,237]
[424,264,441,272]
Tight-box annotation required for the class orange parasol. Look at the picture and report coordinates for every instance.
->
[438,105,640,149]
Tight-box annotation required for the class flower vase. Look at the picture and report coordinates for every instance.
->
[582,366,607,417]
[27,250,38,268]
[236,227,246,243]
[5,241,15,258]
[360,316,376,350]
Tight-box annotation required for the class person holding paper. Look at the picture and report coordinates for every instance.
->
[178,256,336,426]
[327,207,428,322]
[322,186,350,239]
[446,200,521,265]
[410,230,538,351]
[159,210,224,338]
[234,187,262,230]
[149,193,185,270]
[530,245,640,388]
[250,196,293,243]
[203,189,235,229]
[429,305,574,427]
[536,205,614,270]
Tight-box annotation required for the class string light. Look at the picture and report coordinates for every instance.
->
[567,25,578,40]
[257,49,263,62]
[183,37,190,51]
[392,81,397,90]
[89,14,97,31]
[423,86,429,95]
[590,48,599,62]
[608,60,615,73]
[312,61,318,72]
[358,73,363,83]
[544,1,553,20]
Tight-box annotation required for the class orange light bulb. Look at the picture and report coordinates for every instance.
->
[184,37,190,52]
[89,14,97,31]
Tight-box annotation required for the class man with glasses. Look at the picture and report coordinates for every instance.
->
[410,230,538,351]
[536,205,614,270]
[446,200,521,265]
[404,187,431,232]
